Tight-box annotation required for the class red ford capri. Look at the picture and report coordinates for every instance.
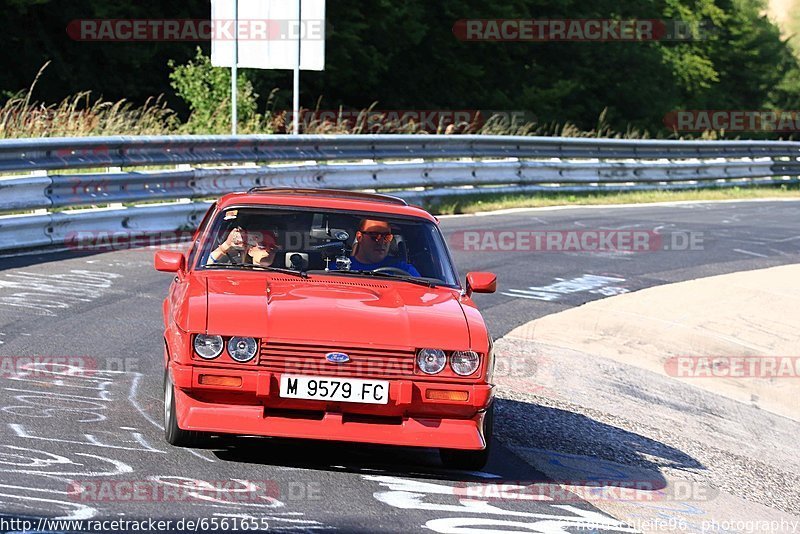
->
[155,188,497,470]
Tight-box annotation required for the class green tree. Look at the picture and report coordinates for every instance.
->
[3,0,799,137]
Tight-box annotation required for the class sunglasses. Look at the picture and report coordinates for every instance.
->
[361,231,394,243]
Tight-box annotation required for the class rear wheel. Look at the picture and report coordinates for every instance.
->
[164,368,204,447]
[440,403,494,471]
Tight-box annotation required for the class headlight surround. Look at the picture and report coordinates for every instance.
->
[227,336,258,363]
[417,348,447,375]
[194,334,224,360]
[451,350,480,376]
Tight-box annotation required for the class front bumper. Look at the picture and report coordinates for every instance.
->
[169,363,493,450]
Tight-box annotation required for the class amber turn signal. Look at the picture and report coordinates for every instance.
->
[426,389,469,401]
[199,374,242,387]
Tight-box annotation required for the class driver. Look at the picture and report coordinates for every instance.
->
[347,219,420,276]
[207,227,280,267]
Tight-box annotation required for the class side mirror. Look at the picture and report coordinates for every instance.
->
[154,250,186,273]
[465,272,497,297]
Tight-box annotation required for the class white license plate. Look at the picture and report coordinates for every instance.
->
[279,375,389,405]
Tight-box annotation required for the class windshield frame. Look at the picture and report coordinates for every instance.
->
[193,203,462,290]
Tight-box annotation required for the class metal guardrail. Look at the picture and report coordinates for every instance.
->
[1,134,799,253]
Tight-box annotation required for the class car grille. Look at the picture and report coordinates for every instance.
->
[259,342,416,379]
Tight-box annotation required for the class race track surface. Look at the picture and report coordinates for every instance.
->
[0,200,798,533]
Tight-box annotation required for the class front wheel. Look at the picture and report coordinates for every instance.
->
[164,368,204,447]
[440,403,494,470]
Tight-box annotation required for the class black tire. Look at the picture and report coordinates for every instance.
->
[163,368,204,447]
[440,403,494,471]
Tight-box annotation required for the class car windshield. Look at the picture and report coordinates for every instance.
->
[195,206,460,287]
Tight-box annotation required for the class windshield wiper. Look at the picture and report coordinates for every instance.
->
[205,264,308,278]
[323,269,434,288]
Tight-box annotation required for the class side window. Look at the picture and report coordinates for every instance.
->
[186,203,217,268]
[409,226,437,278]
[393,224,414,265]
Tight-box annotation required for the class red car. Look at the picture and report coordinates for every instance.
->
[155,188,497,469]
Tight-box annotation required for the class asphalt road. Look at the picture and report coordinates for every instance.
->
[0,200,798,533]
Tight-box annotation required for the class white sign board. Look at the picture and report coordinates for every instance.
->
[211,0,326,71]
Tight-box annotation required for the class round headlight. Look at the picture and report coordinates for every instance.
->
[194,334,223,359]
[227,337,258,363]
[417,349,446,375]
[451,351,480,376]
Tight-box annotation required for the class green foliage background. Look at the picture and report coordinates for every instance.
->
[3,0,799,136]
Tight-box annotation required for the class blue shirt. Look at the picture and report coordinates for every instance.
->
[334,256,421,277]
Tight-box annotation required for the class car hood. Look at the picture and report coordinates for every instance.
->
[202,274,471,349]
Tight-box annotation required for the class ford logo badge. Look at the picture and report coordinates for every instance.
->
[325,352,350,363]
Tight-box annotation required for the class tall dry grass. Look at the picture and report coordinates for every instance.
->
[269,105,660,138]
[0,92,178,138]
[0,63,177,138]
[0,64,675,139]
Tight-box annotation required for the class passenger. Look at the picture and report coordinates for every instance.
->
[207,227,280,267]
[347,219,420,276]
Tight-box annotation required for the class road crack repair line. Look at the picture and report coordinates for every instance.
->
[0,361,331,528]
[129,372,215,463]
[0,270,121,316]
[502,274,629,301]
[363,475,638,533]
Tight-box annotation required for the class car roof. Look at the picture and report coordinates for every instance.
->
[216,188,438,222]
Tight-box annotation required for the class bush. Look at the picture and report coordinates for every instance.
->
[168,48,270,134]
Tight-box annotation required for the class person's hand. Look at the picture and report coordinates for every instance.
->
[222,227,245,252]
